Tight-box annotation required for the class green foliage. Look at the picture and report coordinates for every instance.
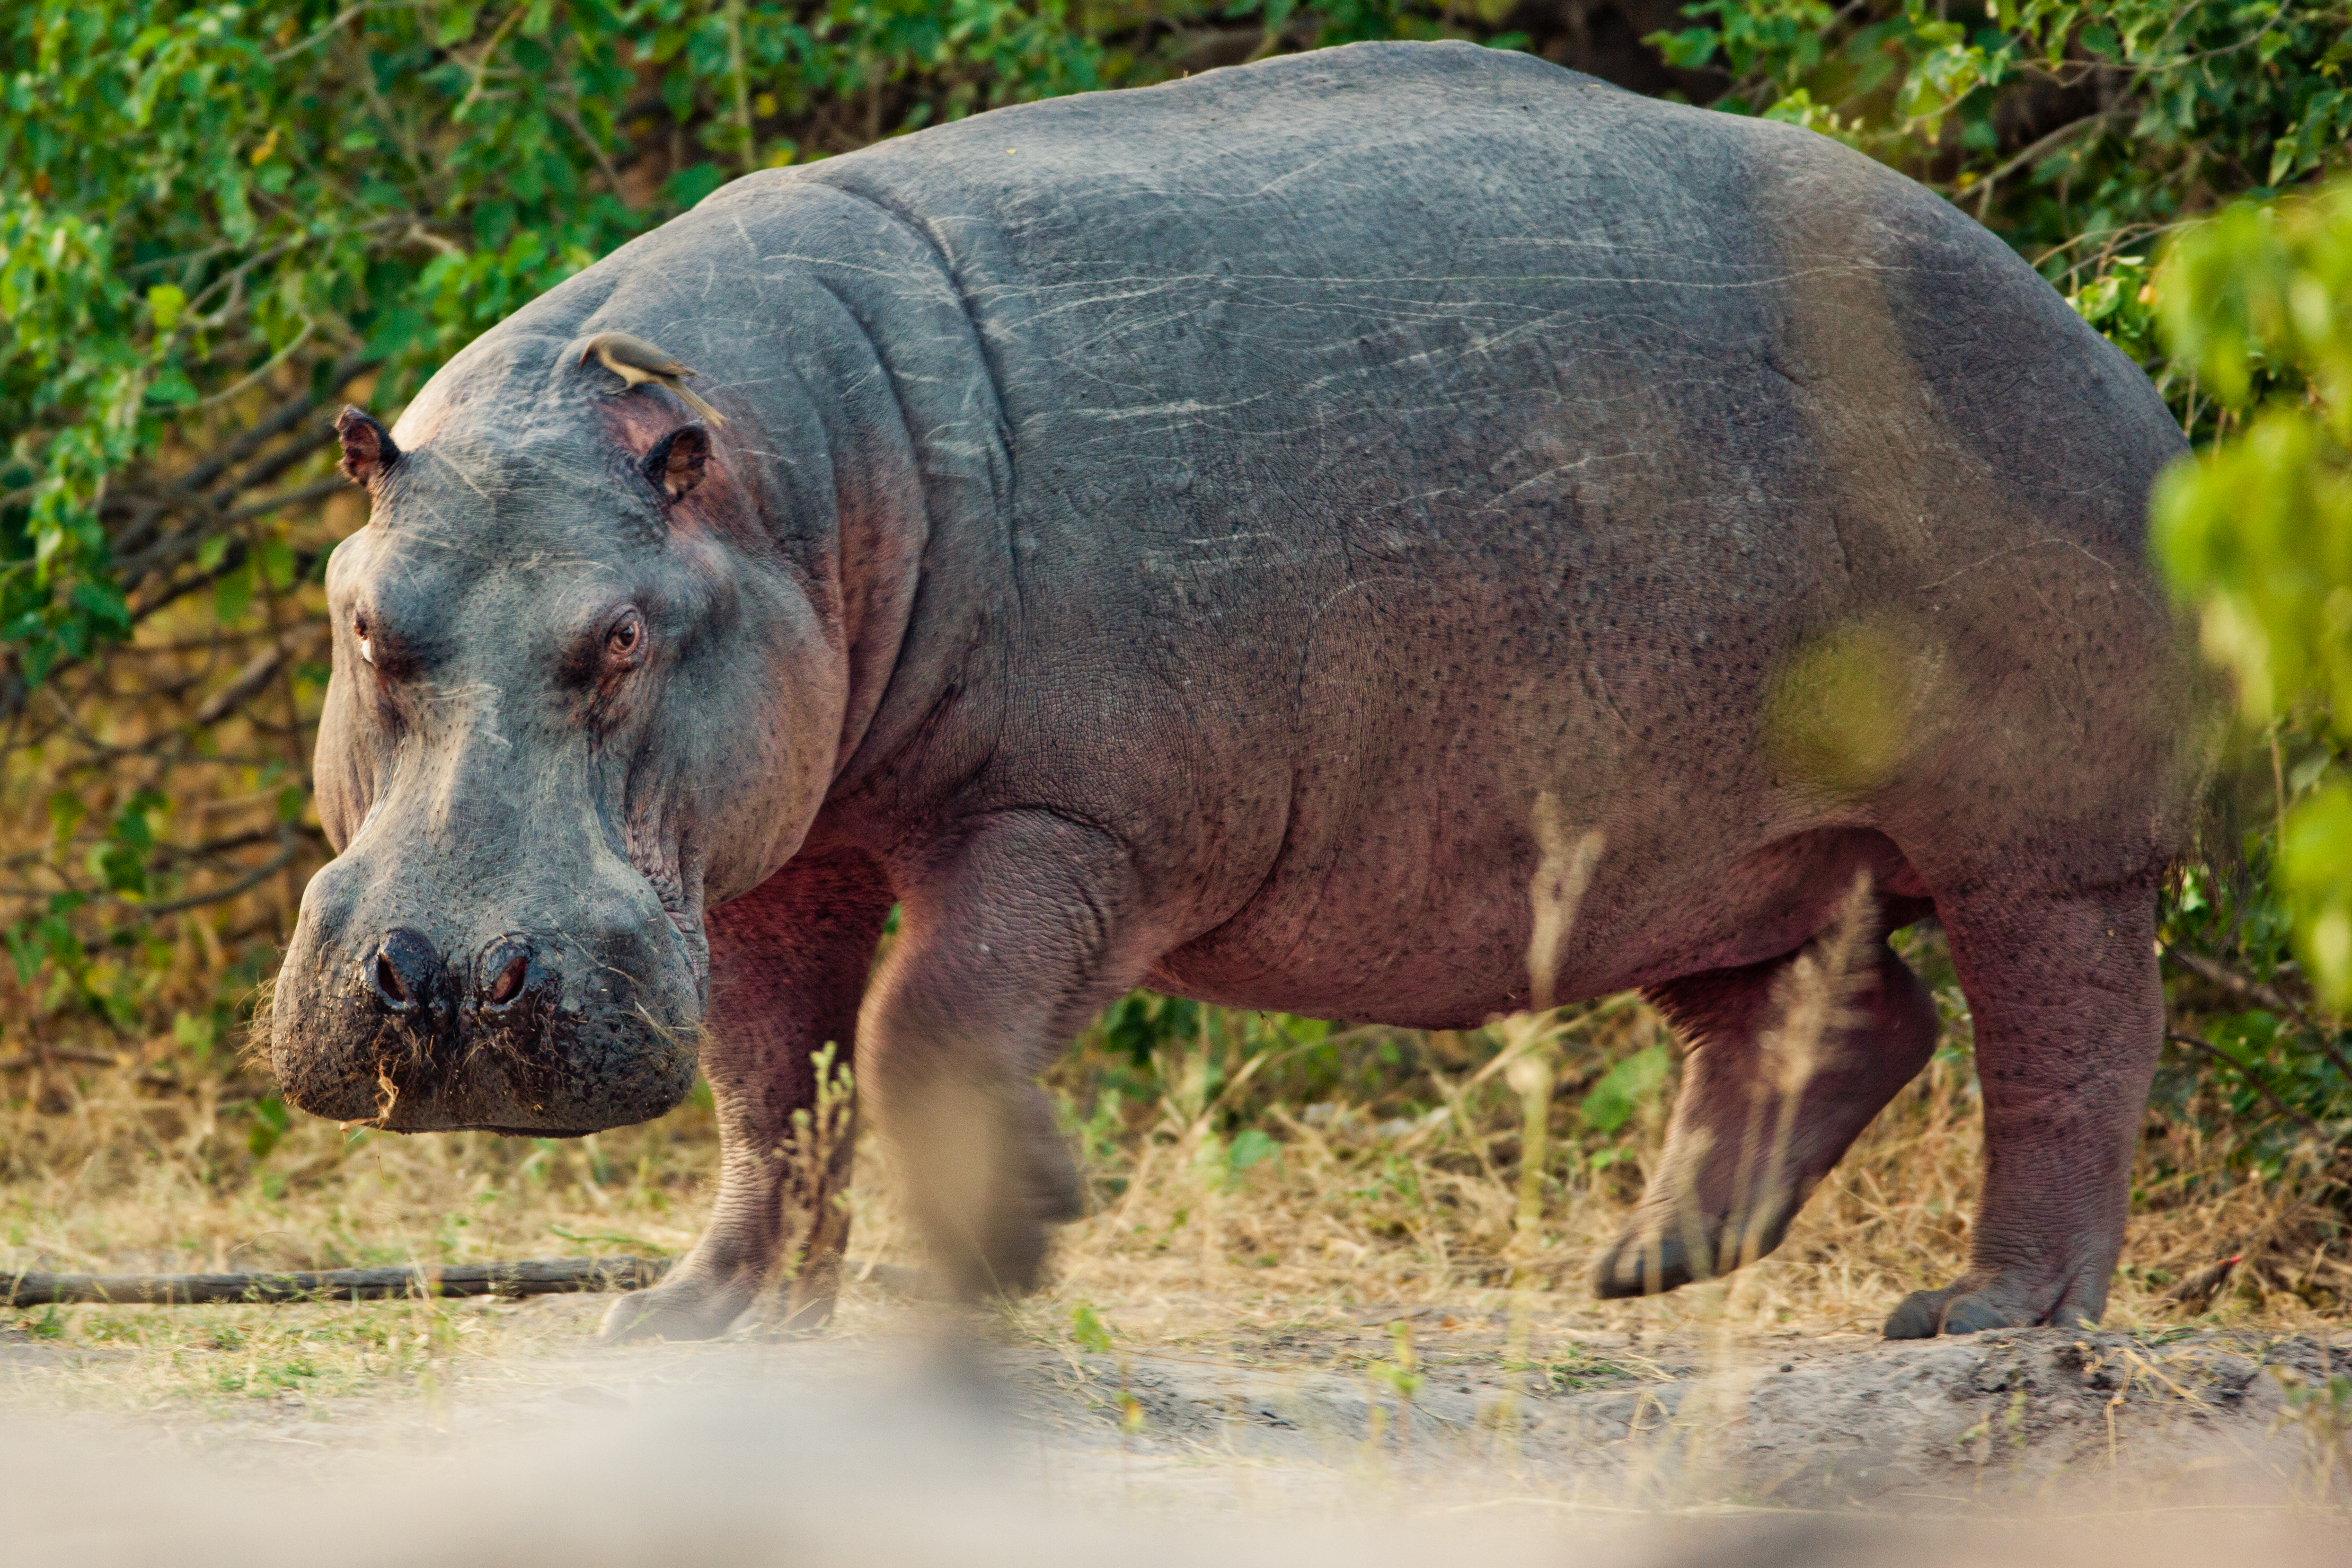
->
[0,0,1110,684]
[1069,1299,1113,1352]
[1577,1045,1667,1139]
[1652,3,2352,334]
[2156,185,2352,1014]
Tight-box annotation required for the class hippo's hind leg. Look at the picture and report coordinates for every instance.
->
[859,810,1142,1299]
[1593,902,1940,1299]
[600,851,891,1343]
[1883,881,2161,1338]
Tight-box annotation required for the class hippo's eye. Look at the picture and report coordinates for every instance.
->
[606,609,646,666]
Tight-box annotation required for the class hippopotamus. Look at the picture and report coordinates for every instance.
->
[269,40,2199,1341]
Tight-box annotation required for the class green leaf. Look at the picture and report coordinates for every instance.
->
[213,561,254,625]
[436,4,482,48]
[1580,1046,1668,1136]
[46,790,85,844]
[172,1008,216,1060]
[1646,27,1719,69]
[1227,1127,1278,1174]
[259,534,295,591]
[1069,1302,1112,1354]
[2283,784,2352,1008]
[146,283,185,331]
[248,1095,290,1159]
[69,578,131,636]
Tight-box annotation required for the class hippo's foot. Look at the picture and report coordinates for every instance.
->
[1595,927,1942,1303]
[600,1263,846,1342]
[1590,1225,1711,1298]
[598,1272,761,1342]
[1882,1272,2105,1339]
[1588,1197,1801,1299]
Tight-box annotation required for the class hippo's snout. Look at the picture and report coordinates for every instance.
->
[271,851,704,1137]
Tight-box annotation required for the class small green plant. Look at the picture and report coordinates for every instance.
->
[2270,1363,2352,1503]
[1069,1300,1112,1356]
[1365,1318,1426,1456]
[1069,1300,1143,1440]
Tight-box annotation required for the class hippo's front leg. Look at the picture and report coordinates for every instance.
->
[1882,882,2163,1337]
[601,851,891,1342]
[857,810,1145,1299]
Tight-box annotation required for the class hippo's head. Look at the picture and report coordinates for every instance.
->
[270,343,847,1135]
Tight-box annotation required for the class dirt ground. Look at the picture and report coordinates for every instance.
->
[9,985,2351,1560]
[8,1265,2352,1563]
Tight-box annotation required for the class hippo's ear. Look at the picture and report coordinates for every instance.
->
[643,425,710,504]
[335,406,399,485]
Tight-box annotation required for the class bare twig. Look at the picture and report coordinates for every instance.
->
[191,323,317,409]
[1,1255,677,1307]
[267,2,377,64]
[0,1050,121,1072]
[131,827,303,919]
[2164,943,2352,1084]
[1970,108,2130,215]
[2165,1032,2330,1141]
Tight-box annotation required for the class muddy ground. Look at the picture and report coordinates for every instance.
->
[8,1273,2351,1561]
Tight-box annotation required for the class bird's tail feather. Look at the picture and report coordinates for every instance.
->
[673,382,728,428]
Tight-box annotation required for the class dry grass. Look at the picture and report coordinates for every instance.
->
[6,931,2346,1421]
[1041,1007,2349,1344]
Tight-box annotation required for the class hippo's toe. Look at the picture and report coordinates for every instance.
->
[598,1277,754,1343]
[1590,1230,1698,1298]
[1883,1278,2102,1339]
[1882,1284,1964,1339]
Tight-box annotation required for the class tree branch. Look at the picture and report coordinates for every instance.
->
[2164,1032,2330,1141]
[2163,943,2352,1084]
[1,1255,678,1307]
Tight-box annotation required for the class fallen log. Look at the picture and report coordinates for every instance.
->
[2,1255,675,1307]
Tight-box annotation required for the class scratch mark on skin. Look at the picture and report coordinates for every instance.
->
[1479,450,1641,511]
[1070,394,1280,423]
[1368,486,1467,513]
[1917,535,2121,593]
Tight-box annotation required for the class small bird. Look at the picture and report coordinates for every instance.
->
[578,331,728,427]
[2165,1254,2242,1312]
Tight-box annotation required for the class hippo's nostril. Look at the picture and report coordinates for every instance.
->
[369,929,438,1015]
[479,937,540,1014]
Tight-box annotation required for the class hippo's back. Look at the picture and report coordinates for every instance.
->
[774,39,2180,579]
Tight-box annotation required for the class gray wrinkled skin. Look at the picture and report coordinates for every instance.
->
[270,42,2202,1342]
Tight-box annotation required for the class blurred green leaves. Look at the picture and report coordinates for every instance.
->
[2159,192,2352,421]
[1577,1044,1666,1139]
[2155,184,2352,1007]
